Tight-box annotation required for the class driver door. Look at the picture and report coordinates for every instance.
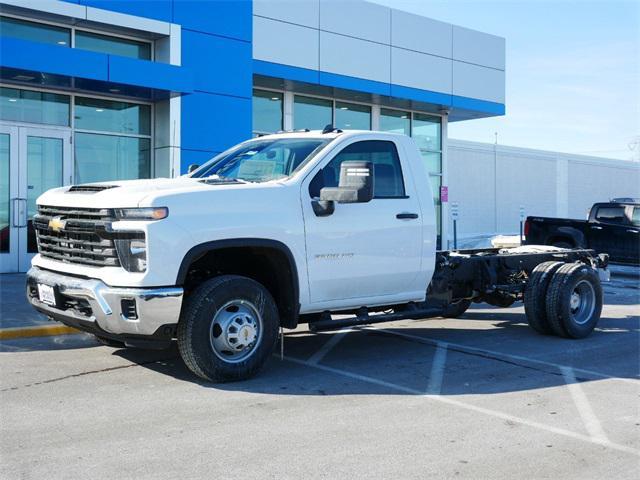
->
[301,139,424,309]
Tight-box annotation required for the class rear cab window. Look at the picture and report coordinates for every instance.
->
[594,206,628,224]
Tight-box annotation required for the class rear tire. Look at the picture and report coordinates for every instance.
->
[524,261,564,335]
[177,275,280,382]
[545,263,603,339]
[442,299,471,318]
[94,335,125,348]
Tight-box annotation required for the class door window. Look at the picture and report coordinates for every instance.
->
[310,140,405,198]
[631,207,640,226]
[0,134,9,252]
[595,206,627,224]
[26,136,64,252]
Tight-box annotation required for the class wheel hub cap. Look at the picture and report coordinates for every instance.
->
[209,300,262,363]
[570,292,581,310]
[570,280,596,326]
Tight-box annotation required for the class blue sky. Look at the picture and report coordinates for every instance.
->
[373,0,639,161]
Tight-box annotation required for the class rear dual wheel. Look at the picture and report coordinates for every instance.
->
[524,261,602,338]
[545,263,603,339]
[524,261,564,334]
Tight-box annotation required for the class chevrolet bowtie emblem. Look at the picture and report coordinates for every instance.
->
[48,216,67,232]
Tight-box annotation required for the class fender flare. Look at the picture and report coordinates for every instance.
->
[176,238,300,326]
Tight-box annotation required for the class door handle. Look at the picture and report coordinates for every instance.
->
[627,229,639,234]
[12,198,27,228]
[396,213,419,220]
[590,226,603,230]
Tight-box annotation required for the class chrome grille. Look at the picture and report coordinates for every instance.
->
[34,205,120,267]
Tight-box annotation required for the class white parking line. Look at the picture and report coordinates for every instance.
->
[561,366,609,443]
[282,355,640,457]
[425,342,448,395]
[307,329,352,365]
[367,327,639,384]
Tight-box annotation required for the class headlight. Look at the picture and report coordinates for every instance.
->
[115,236,147,272]
[115,207,168,220]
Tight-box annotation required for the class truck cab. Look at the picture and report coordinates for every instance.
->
[586,201,640,264]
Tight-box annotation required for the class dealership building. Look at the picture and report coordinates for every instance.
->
[0,0,506,272]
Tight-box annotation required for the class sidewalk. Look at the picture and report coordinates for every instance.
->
[0,273,77,339]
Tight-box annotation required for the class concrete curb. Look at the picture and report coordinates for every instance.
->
[0,324,79,340]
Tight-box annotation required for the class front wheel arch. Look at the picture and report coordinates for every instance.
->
[176,239,300,328]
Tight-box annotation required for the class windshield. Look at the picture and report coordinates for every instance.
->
[190,138,330,182]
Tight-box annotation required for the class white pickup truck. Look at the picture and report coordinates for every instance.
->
[26,129,609,382]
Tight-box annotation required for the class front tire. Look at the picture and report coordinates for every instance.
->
[177,275,279,382]
[545,263,603,339]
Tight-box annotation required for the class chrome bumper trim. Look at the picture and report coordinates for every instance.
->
[26,267,183,336]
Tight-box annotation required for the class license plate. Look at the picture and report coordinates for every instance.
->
[37,283,56,306]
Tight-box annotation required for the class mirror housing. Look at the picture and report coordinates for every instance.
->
[312,161,374,216]
[187,164,200,174]
[320,161,374,204]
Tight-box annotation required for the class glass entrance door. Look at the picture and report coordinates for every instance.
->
[0,125,71,272]
[0,125,18,272]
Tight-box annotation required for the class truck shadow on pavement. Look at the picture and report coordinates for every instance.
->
[113,307,640,397]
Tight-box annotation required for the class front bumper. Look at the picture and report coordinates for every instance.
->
[26,267,183,347]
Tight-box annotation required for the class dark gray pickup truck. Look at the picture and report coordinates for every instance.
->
[524,199,640,265]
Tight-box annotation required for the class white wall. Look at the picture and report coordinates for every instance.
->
[253,0,505,105]
[446,139,640,244]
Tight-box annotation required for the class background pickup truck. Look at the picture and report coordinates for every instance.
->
[524,200,640,265]
[26,128,610,383]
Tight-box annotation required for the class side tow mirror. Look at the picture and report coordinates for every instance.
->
[187,164,200,173]
[312,161,374,217]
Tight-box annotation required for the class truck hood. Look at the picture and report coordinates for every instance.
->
[37,177,268,208]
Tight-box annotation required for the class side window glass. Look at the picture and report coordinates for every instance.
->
[595,206,627,224]
[631,207,640,226]
[309,140,405,198]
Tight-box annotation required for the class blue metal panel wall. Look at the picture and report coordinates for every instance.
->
[73,0,253,173]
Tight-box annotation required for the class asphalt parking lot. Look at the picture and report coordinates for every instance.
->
[1,271,639,479]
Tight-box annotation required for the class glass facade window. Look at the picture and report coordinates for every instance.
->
[74,97,150,135]
[422,152,441,175]
[0,16,70,46]
[74,97,151,183]
[0,87,70,126]
[294,95,332,130]
[411,112,442,248]
[412,112,441,156]
[75,133,150,184]
[75,30,152,60]
[335,102,371,130]
[252,90,283,134]
[380,108,410,136]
